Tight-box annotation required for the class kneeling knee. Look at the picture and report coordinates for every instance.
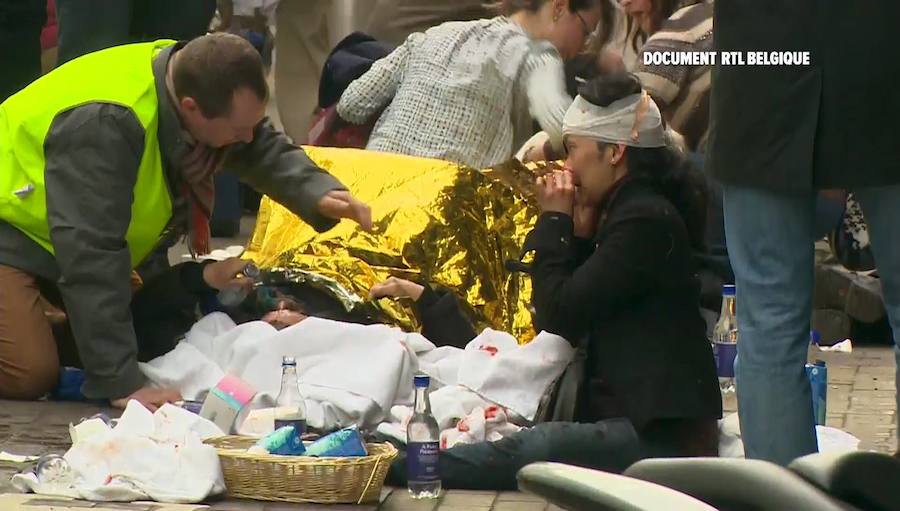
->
[0,359,60,400]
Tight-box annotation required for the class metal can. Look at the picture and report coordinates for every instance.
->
[806,360,828,426]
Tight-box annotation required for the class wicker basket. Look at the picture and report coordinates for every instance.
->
[205,435,398,504]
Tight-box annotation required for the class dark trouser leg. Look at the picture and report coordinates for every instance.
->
[636,418,720,459]
[0,0,46,101]
[386,419,642,491]
[852,185,900,445]
[131,0,215,41]
[56,0,131,64]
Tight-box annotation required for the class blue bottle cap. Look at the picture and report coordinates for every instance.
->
[414,374,430,388]
[810,330,821,345]
[722,284,736,296]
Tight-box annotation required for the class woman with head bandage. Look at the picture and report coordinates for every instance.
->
[521,72,722,457]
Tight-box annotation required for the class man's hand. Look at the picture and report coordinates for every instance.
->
[110,387,182,412]
[369,276,425,301]
[203,257,253,291]
[317,190,373,232]
[536,170,576,216]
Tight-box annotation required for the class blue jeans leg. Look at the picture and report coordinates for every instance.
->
[723,184,819,465]
[851,185,900,442]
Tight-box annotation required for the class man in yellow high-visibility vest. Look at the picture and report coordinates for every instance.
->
[0,33,372,410]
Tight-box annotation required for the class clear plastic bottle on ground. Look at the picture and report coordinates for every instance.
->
[407,374,441,499]
[712,284,738,394]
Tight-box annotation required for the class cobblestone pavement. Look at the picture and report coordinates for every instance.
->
[0,342,894,510]
[815,345,897,453]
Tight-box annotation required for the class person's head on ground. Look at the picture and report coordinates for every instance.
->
[563,72,707,248]
[496,0,608,60]
[619,0,683,51]
[171,32,269,148]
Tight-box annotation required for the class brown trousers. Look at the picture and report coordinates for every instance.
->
[0,263,196,400]
[0,265,77,399]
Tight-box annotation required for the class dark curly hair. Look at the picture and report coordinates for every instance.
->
[577,72,708,251]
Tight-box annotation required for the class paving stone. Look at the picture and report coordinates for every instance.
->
[826,415,845,428]
[857,366,896,376]
[438,490,497,508]
[379,488,395,503]
[264,502,375,510]
[828,397,851,414]
[491,501,547,511]
[828,383,853,396]
[209,499,267,510]
[849,394,897,412]
[379,491,440,511]
[495,492,546,503]
[845,414,896,428]
[850,389,895,399]
[853,375,891,391]
[826,366,858,384]
[860,439,898,452]
[854,357,898,367]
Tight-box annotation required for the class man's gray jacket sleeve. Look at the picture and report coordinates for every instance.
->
[44,103,147,400]
[225,120,347,232]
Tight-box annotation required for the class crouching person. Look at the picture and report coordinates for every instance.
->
[0,33,371,410]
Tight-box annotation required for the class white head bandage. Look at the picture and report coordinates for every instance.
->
[562,91,666,148]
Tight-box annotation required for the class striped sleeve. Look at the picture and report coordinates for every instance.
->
[520,42,572,152]
[634,3,713,108]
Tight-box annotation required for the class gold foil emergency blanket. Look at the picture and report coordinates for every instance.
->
[244,147,553,342]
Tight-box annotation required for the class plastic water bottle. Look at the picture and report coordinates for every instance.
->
[274,356,307,436]
[35,454,74,492]
[217,263,261,307]
[407,374,441,499]
[712,284,738,394]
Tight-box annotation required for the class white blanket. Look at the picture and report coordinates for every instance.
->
[142,313,424,431]
[140,313,574,436]
[717,412,861,458]
[375,328,576,449]
[12,402,225,503]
